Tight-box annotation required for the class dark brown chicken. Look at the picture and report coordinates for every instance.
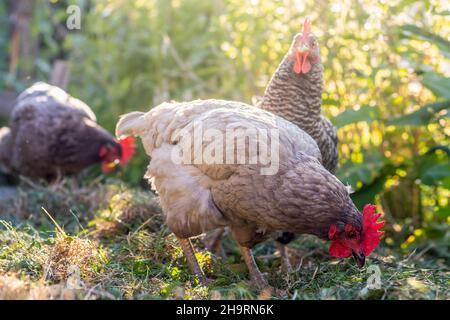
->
[0,82,134,181]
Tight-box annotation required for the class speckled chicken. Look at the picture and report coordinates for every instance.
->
[116,99,384,288]
[0,82,134,181]
[260,19,338,173]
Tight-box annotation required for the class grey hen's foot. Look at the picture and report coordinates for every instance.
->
[276,242,293,273]
[239,245,269,290]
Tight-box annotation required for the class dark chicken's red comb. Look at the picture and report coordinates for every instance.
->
[361,204,385,256]
[328,204,385,259]
[119,136,136,166]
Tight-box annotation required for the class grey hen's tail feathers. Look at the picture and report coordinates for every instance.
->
[115,111,147,138]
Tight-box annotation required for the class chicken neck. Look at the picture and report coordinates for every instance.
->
[260,58,325,139]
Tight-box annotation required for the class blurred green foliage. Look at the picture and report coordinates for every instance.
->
[0,0,449,251]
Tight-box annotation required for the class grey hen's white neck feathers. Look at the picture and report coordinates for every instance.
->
[259,56,338,173]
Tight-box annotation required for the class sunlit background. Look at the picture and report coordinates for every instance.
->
[0,0,449,291]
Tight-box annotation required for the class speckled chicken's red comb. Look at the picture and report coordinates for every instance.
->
[119,136,136,166]
[361,204,385,256]
[299,18,311,42]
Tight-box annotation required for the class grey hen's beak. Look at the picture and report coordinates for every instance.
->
[352,251,365,268]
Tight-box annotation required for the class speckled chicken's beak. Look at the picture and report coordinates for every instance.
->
[352,251,365,268]
[293,44,311,74]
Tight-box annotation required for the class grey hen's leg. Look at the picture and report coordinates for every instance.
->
[203,228,226,259]
[276,232,296,272]
[276,242,293,273]
[177,237,208,286]
[239,245,268,289]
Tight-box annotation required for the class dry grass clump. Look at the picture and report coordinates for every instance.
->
[0,177,162,235]
[0,219,107,290]
[0,272,83,300]
[47,234,106,284]
[123,230,177,265]
[93,188,163,238]
[0,221,48,278]
[0,270,117,300]
[0,177,112,223]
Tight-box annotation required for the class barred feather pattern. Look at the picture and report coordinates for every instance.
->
[259,57,338,173]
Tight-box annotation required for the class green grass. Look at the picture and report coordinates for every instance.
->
[0,179,448,300]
